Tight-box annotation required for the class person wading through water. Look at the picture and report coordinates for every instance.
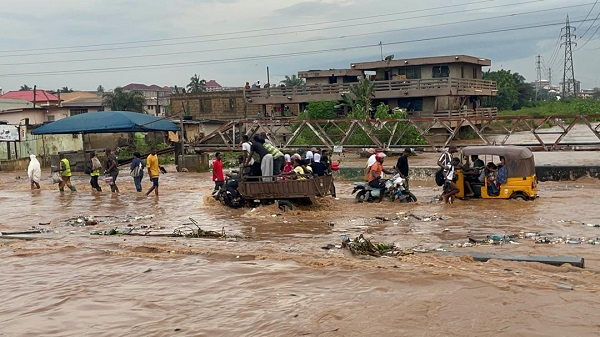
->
[89,152,102,192]
[104,148,120,193]
[145,148,160,197]
[58,153,76,192]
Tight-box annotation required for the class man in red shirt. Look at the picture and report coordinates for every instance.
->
[212,152,225,192]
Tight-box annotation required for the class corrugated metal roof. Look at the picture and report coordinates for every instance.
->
[1,90,60,102]
[0,98,34,112]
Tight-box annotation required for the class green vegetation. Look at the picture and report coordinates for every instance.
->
[116,141,174,165]
[187,74,207,94]
[343,78,375,119]
[501,98,600,117]
[298,101,338,120]
[483,69,534,111]
[103,87,147,113]
[293,101,426,146]
[280,74,305,87]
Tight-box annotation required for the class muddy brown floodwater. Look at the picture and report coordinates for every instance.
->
[1,168,600,337]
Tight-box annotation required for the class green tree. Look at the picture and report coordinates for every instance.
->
[300,101,337,119]
[341,77,375,118]
[102,87,147,112]
[97,85,105,95]
[483,69,535,110]
[187,74,206,94]
[60,86,73,93]
[483,70,518,110]
[280,75,305,87]
[19,84,31,91]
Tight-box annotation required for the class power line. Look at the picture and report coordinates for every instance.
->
[576,0,598,29]
[0,3,587,67]
[577,10,600,39]
[0,0,552,58]
[545,30,564,69]
[0,18,581,78]
[575,23,600,49]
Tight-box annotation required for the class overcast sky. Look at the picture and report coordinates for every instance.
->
[1,0,599,92]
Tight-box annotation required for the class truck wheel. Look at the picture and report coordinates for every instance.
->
[278,200,295,211]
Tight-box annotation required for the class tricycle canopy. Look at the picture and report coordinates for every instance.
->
[461,146,535,177]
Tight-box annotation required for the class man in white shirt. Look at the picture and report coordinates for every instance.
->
[241,135,254,166]
[441,157,460,203]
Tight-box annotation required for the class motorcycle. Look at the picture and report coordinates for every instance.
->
[351,178,394,203]
[389,174,417,203]
[352,174,417,203]
[213,171,244,208]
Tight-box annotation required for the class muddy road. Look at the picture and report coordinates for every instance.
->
[1,169,599,336]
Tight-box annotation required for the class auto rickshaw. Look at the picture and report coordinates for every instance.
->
[454,146,538,200]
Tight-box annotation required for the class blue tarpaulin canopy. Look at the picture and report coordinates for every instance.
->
[32,111,180,135]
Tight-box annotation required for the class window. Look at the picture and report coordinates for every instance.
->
[398,98,423,112]
[432,65,450,78]
[200,99,212,113]
[473,67,478,79]
[228,98,236,111]
[397,67,421,79]
[47,115,55,121]
[70,108,88,116]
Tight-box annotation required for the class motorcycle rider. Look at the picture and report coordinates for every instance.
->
[368,153,394,202]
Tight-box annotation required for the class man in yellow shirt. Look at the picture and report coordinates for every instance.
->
[145,148,160,196]
[58,153,76,192]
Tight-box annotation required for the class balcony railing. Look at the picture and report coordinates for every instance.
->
[245,78,496,100]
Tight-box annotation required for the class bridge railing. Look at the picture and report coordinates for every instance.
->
[190,114,600,152]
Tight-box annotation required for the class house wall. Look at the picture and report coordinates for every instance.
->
[170,91,261,120]
[0,110,46,125]
[374,62,483,80]
[0,131,83,160]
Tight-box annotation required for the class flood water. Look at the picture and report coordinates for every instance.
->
[2,169,600,336]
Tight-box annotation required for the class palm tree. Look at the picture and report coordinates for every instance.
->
[97,85,105,96]
[280,75,305,87]
[187,74,206,94]
[102,87,147,113]
[340,78,375,118]
[19,85,31,91]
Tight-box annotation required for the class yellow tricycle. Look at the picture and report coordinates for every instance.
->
[454,146,538,200]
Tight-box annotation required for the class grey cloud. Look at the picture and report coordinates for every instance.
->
[276,1,343,17]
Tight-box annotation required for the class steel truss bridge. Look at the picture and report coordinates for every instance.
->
[190,114,600,152]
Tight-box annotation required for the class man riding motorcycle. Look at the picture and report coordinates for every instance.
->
[368,153,395,202]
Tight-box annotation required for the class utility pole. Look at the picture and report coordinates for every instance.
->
[155,90,160,116]
[548,68,552,87]
[379,41,383,60]
[535,55,542,101]
[561,15,577,98]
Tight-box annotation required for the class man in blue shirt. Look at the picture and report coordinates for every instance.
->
[496,156,507,185]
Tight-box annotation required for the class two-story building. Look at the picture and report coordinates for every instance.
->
[122,83,172,116]
[245,55,497,118]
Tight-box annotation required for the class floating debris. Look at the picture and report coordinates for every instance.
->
[556,284,574,290]
[341,234,414,257]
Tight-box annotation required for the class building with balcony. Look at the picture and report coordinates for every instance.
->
[122,83,172,116]
[245,55,497,118]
